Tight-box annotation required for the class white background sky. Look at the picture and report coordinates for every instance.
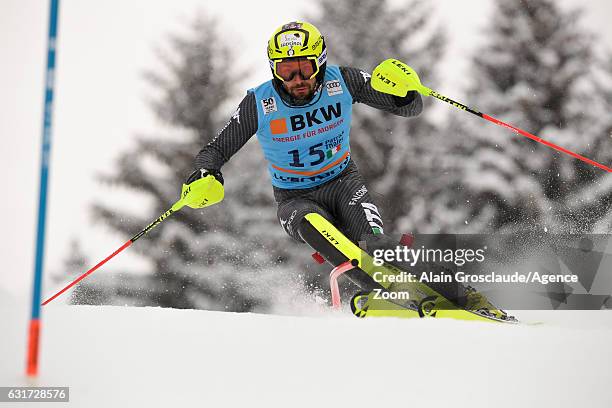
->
[1,0,611,299]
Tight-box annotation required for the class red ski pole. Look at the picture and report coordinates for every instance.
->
[372,59,612,173]
[42,199,186,305]
[426,89,612,173]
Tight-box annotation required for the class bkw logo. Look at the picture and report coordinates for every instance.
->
[290,102,342,131]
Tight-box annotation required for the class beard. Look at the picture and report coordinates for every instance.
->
[284,79,317,102]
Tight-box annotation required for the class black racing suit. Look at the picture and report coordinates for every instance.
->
[194,66,423,272]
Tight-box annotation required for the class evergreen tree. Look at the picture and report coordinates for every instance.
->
[579,54,612,232]
[93,15,302,311]
[55,239,89,283]
[441,0,611,233]
[51,239,105,305]
[310,0,447,233]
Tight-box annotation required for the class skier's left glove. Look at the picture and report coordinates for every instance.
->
[181,169,224,209]
[371,58,429,97]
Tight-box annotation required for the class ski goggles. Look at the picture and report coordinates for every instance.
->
[272,57,319,82]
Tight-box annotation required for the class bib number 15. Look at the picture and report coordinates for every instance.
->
[288,143,325,168]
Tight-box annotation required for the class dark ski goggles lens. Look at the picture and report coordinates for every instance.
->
[275,58,317,81]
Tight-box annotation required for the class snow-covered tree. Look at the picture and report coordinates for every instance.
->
[50,239,102,305]
[93,15,307,311]
[310,0,447,232]
[580,54,612,232]
[440,0,612,233]
[55,239,89,282]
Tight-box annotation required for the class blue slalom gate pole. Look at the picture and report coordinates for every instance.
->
[27,0,60,377]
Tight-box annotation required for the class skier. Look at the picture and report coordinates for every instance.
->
[182,21,505,319]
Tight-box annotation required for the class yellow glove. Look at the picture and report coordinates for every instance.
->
[371,59,431,97]
[181,169,224,209]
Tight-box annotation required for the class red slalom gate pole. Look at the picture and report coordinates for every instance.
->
[426,89,612,173]
[42,200,185,306]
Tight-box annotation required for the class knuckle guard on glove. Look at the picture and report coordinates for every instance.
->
[181,169,225,209]
[371,58,427,97]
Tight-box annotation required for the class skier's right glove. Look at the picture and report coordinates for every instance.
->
[181,169,224,209]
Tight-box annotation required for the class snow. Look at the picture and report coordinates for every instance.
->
[2,293,612,407]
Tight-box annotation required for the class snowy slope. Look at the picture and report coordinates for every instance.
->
[2,294,612,408]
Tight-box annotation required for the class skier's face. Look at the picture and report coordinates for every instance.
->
[276,58,318,101]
